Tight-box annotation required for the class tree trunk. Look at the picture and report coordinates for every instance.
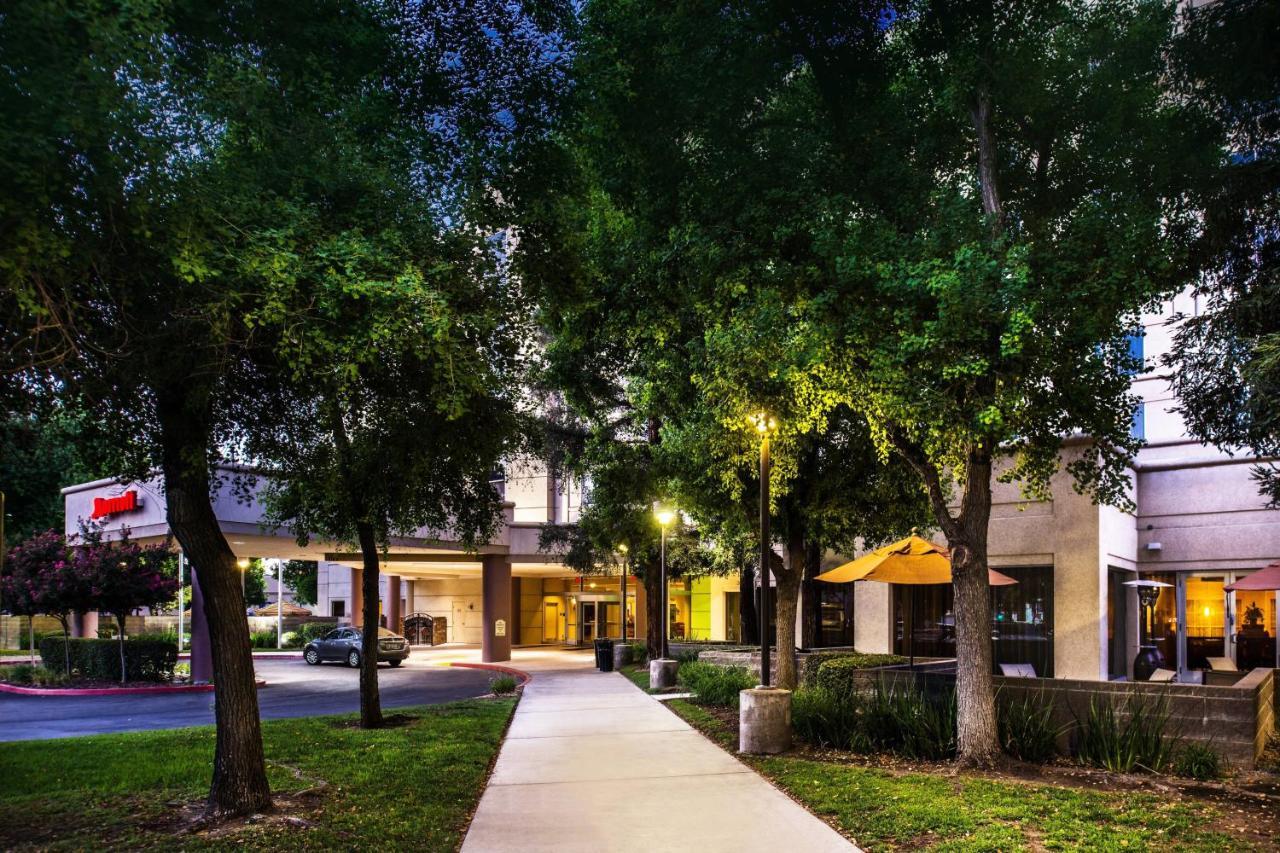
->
[799,540,822,649]
[643,562,662,660]
[116,615,127,683]
[774,545,801,690]
[156,388,272,817]
[57,615,71,676]
[739,563,758,645]
[356,519,384,728]
[949,453,999,766]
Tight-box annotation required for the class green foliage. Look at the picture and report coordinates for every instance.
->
[791,679,957,760]
[1173,743,1224,781]
[997,690,1065,763]
[0,410,109,546]
[294,622,337,644]
[243,561,268,609]
[489,675,518,695]
[1074,692,1177,773]
[811,654,909,696]
[39,637,177,683]
[280,561,318,607]
[627,641,648,664]
[676,661,756,707]
[249,629,278,649]
[5,663,37,684]
[1164,0,1280,505]
[792,686,867,752]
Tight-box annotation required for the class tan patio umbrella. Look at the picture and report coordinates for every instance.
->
[816,533,1017,667]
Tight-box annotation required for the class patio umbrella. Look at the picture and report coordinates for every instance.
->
[1225,562,1280,669]
[815,534,1018,667]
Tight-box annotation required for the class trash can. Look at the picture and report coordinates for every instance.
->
[594,637,616,672]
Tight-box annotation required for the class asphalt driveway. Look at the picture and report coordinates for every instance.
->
[0,656,496,741]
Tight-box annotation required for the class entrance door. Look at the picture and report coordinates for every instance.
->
[543,603,559,643]
[725,592,741,643]
[1185,575,1226,670]
[581,602,597,643]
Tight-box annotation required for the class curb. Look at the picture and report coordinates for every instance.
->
[449,662,532,685]
[0,678,268,697]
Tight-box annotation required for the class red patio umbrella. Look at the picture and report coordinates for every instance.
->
[1224,561,1280,592]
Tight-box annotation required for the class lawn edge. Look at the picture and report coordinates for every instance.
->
[453,684,524,852]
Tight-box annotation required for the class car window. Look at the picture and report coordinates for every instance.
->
[324,629,342,640]
[340,629,356,640]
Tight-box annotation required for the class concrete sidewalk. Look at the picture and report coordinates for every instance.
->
[461,665,856,853]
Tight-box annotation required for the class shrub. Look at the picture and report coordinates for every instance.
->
[1261,731,1280,773]
[249,629,278,649]
[1173,743,1224,780]
[174,662,191,680]
[18,630,59,651]
[998,689,1065,763]
[673,648,701,664]
[490,674,518,695]
[811,654,909,696]
[135,629,178,645]
[1075,691,1177,773]
[677,661,756,707]
[31,667,68,687]
[6,663,37,684]
[627,642,647,664]
[294,622,336,643]
[792,686,867,751]
[39,637,177,683]
[281,631,303,649]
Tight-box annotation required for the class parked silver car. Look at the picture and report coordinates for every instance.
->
[303,627,410,668]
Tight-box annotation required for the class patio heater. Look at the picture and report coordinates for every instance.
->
[1124,578,1172,680]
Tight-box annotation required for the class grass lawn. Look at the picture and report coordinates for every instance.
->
[662,697,1263,851]
[619,661,651,692]
[0,698,514,851]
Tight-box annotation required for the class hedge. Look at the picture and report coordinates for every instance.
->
[40,637,177,683]
[811,653,909,695]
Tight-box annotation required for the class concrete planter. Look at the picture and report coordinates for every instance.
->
[650,658,679,690]
[739,687,792,754]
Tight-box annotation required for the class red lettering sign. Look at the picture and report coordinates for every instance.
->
[91,490,140,519]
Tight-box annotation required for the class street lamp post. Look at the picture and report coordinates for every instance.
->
[750,411,776,687]
[617,543,629,642]
[655,507,675,662]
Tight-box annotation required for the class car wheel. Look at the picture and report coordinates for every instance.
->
[347,649,361,668]
[389,659,402,668]
[304,648,320,666]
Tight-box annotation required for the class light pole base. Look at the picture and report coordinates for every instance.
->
[613,644,631,670]
[649,658,679,690]
[739,687,792,754]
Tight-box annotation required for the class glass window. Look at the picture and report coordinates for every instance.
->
[1139,572,1178,671]
[330,600,346,619]
[1235,583,1276,670]
[892,584,955,659]
[992,566,1054,678]
[815,585,855,648]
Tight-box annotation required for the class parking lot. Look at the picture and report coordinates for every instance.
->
[0,655,496,742]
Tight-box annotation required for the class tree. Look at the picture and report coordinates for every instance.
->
[70,527,177,682]
[242,560,268,610]
[280,561,318,608]
[1164,0,1280,503]
[2,528,91,670]
[0,407,110,547]
[2,0,567,809]
[533,0,1221,760]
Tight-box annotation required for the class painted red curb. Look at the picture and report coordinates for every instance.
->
[0,679,268,697]
[450,662,532,685]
